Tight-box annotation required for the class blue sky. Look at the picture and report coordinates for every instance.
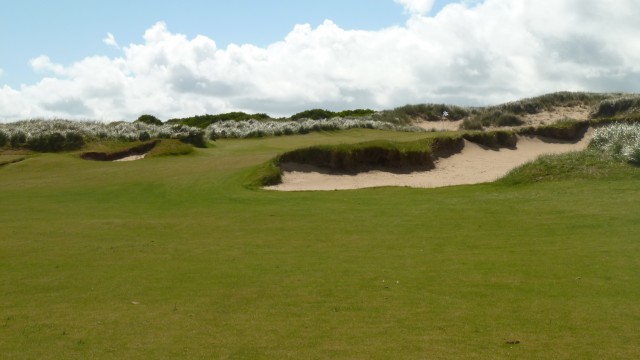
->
[1,0,638,121]
[1,0,458,88]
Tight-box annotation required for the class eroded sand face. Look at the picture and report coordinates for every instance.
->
[266,132,592,191]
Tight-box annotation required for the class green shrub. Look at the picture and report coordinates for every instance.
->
[179,130,207,148]
[65,132,85,149]
[10,132,27,148]
[168,112,273,128]
[135,114,163,126]
[461,117,484,130]
[24,132,86,152]
[335,109,376,117]
[0,131,7,147]
[290,109,336,121]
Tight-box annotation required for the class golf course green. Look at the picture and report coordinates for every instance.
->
[2,128,640,359]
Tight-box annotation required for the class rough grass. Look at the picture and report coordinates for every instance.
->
[498,150,638,185]
[2,128,640,359]
[0,154,29,167]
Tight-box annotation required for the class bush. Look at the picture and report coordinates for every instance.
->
[590,123,640,163]
[335,109,376,118]
[65,132,85,149]
[135,115,163,126]
[290,109,335,121]
[168,112,273,128]
[24,132,86,152]
[10,132,27,148]
[461,117,484,130]
[139,131,151,141]
[0,131,7,147]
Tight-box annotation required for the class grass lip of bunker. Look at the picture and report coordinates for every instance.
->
[80,140,159,161]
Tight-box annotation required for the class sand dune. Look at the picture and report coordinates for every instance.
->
[266,132,592,191]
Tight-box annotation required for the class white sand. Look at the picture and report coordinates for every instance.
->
[266,132,592,191]
[114,154,146,162]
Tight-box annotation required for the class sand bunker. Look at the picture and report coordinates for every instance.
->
[266,132,592,191]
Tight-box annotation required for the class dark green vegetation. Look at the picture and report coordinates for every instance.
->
[167,112,273,128]
[5,131,85,152]
[135,115,163,126]
[2,128,639,359]
[166,109,376,129]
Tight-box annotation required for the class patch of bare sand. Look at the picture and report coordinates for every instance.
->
[520,105,592,127]
[416,120,463,132]
[114,154,146,162]
[416,105,593,132]
[266,131,593,191]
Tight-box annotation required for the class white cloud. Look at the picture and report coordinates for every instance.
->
[394,0,436,15]
[29,55,66,75]
[2,0,640,122]
[103,32,119,48]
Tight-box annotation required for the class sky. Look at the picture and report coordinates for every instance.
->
[1,0,639,122]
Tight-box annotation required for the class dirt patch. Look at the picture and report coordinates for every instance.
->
[416,120,464,132]
[266,130,593,191]
[81,141,158,162]
[520,105,591,127]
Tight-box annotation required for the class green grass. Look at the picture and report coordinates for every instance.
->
[2,128,640,359]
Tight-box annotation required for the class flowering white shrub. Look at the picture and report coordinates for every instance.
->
[206,117,423,139]
[590,123,640,163]
[0,119,205,149]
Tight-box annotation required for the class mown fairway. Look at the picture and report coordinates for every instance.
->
[2,129,640,359]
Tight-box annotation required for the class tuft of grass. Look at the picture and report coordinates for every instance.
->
[592,95,640,118]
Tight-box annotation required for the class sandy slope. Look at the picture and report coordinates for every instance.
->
[266,131,592,191]
[414,105,592,132]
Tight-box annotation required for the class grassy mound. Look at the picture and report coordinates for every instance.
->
[498,150,637,185]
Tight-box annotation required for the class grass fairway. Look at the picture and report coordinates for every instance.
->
[2,129,640,359]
